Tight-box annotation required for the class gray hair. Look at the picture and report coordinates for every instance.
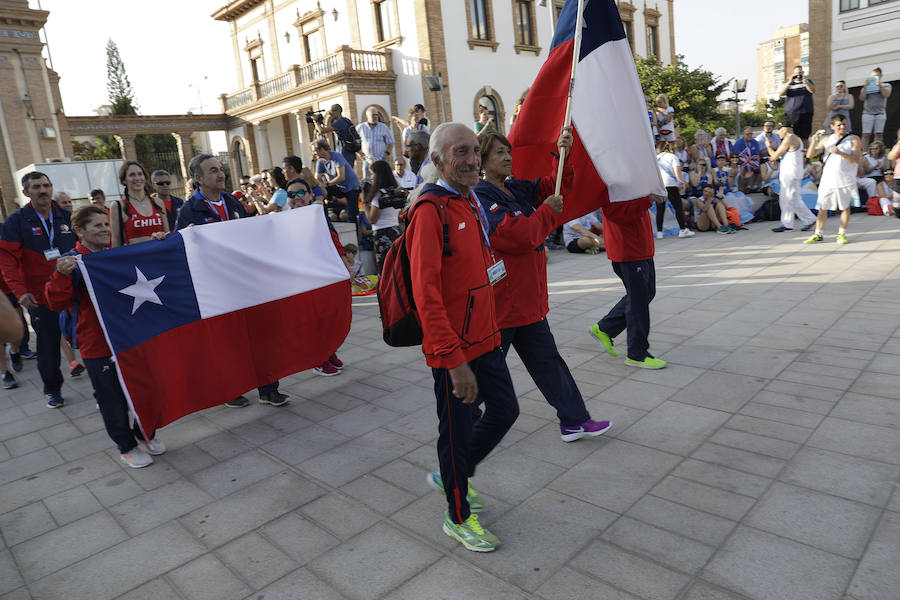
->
[188,154,215,178]
[429,122,469,163]
[714,127,727,136]
[407,130,429,149]
[53,191,70,201]
[151,169,170,179]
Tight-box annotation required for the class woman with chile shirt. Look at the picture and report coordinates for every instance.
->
[110,161,170,246]
[46,205,166,468]
[473,129,612,442]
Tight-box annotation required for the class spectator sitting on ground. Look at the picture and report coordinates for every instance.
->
[674,136,690,173]
[688,158,718,198]
[732,127,763,192]
[394,157,418,189]
[874,170,899,216]
[692,184,732,234]
[711,128,734,163]
[343,243,364,277]
[563,212,605,254]
[804,157,823,185]
[756,121,781,159]
[713,154,732,193]
[860,141,889,183]
[691,129,714,167]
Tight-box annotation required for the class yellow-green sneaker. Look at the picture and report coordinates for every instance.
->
[443,512,499,552]
[803,233,824,244]
[589,324,619,357]
[625,356,667,369]
[836,232,848,244]
[428,471,484,512]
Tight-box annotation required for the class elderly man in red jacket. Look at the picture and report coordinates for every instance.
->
[407,122,518,553]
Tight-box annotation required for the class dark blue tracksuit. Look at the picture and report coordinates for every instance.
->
[175,190,278,397]
[596,259,656,361]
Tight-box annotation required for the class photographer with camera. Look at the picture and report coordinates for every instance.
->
[779,65,816,147]
[362,160,404,274]
[312,104,361,168]
[313,139,361,232]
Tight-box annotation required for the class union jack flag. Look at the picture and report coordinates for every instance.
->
[739,147,760,172]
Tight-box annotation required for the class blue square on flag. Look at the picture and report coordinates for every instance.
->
[80,234,201,353]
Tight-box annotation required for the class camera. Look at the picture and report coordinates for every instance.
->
[379,187,407,210]
[305,110,325,125]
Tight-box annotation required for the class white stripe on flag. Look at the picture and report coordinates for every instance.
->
[181,204,349,319]
[572,38,665,202]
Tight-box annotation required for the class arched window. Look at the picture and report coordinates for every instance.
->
[473,88,505,135]
[232,137,249,177]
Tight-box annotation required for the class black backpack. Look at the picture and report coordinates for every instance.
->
[340,124,362,154]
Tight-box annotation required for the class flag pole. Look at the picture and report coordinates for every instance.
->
[554,0,587,196]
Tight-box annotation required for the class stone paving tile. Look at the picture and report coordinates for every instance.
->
[12,510,128,582]
[650,476,756,521]
[602,516,716,574]
[460,447,565,505]
[308,522,441,600]
[592,378,679,411]
[257,512,340,566]
[0,452,119,514]
[736,401,824,429]
[111,479,214,536]
[168,553,252,600]
[714,346,799,379]
[846,511,900,600]
[298,428,421,487]
[30,521,206,600]
[829,392,900,430]
[669,371,766,413]
[807,417,900,465]
[680,581,755,600]
[85,471,145,508]
[242,567,348,600]
[569,539,690,600]
[690,442,786,478]
[189,450,284,498]
[0,502,55,546]
[723,414,813,444]
[299,493,381,541]
[618,401,730,456]
[744,482,882,559]
[339,473,417,516]
[0,447,63,487]
[470,488,617,591]
[0,550,23,595]
[702,525,856,600]
[42,484,102,526]
[550,440,681,513]
[708,428,800,460]
[779,447,900,507]
[390,557,528,600]
[4,432,46,457]
[671,459,771,498]
[625,495,736,547]
[115,578,183,600]
[217,532,301,590]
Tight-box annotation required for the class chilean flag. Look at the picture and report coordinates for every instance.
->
[77,206,351,436]
[509,0,663,223]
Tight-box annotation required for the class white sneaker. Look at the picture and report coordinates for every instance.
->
[654,231,664,239]
[120,446,154,468]
[678,229,695,238]
[140,438,166,455]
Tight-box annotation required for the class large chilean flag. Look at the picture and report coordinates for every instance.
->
[77,205,351,436]
[509,0,663,222]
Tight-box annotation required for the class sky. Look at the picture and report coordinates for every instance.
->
[34,0,809,150]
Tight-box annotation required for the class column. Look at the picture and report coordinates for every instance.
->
[114,134,137,162]
[254,121,272,170]
[172,132,194,187]
[245,122,259,175]
[293,110,312,168]
[281,114,294,157]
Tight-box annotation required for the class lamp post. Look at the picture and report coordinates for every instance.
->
[731,79,747,137]
[424,72,448,123]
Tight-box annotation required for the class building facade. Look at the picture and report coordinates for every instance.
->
[0,0,71,217]
[756,23,810,103]
[809,0,899,144]
[213,0,677,176]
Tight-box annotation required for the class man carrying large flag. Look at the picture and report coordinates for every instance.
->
[510,0,668,368]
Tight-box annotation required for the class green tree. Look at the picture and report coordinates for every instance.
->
[635,55,730,144]
[106,39,138,115]
[738,98,786,130]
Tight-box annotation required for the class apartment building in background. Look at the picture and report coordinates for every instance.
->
[756,23,810,103]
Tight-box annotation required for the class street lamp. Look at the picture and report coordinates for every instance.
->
[424,72,448,123]
[731,79,747,137]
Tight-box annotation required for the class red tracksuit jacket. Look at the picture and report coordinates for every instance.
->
[407,184,501,369]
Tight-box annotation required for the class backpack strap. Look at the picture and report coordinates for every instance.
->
[403,195,452,256]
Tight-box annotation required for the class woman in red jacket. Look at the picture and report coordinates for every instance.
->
[46,205,165,468]
[474,130,611,442]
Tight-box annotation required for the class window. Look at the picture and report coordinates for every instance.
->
[618,2,636,53]
[304,31,324,62]
[465,0,498,50]
[623,19,634,51]
[250,57,265,82]
[647,25,658,57]
[470,0,490,40]
[245,36,265,83]
[474,87,506,134]
[512,0,539,53]
[839,0,859,10]
[554,1,564,21]
[374,0,400,44]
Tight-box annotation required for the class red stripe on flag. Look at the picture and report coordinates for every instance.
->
[509,39,610,224]
[117,280,351,434]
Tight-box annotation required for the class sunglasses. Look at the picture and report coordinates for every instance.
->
[287,190,307,199]
[154,181,170,186]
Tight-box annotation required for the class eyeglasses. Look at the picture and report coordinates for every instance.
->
[154,181,170,186]
[287,190,307,198]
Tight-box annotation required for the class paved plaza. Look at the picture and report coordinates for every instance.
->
[1,211,900,600]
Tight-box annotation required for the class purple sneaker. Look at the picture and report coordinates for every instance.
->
[560,419,612,442]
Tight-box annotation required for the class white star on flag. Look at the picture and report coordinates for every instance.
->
[118,267,165,315]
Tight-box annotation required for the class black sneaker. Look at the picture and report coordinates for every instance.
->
[46,393,64,409]
[225,395,250,408]
[8,350,22,373]
[2,371,17,389]
[259,391,290,407]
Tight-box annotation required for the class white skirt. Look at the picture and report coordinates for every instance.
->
[816,185,859,211]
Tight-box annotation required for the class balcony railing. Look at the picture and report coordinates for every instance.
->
[222,46,392,112]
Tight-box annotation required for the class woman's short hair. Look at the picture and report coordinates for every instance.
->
[478,132,512,164]
[72,205,108,230]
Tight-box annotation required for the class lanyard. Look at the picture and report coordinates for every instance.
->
[36,209,55,247]
[437,179,494,258]
[199,192,229,220]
